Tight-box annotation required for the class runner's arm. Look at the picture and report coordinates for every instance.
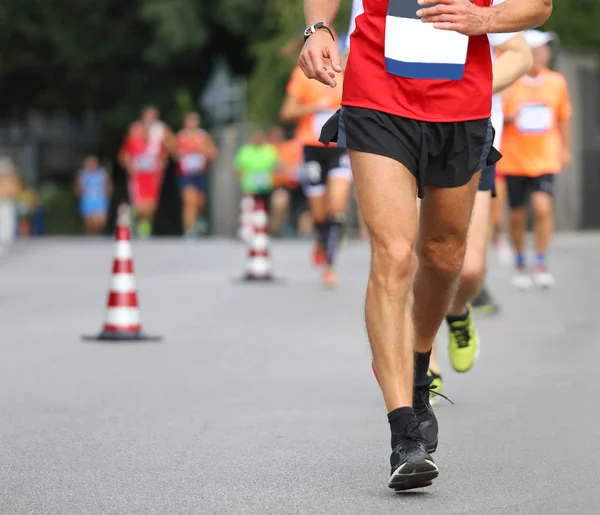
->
[488,0,552,33]
[558,80,573,167]
[280,95,321,123]
[304,0,342,26]
[163,126,179,156]
[104,168,114,197]
[203,134,219,162]
[492,33,532,94]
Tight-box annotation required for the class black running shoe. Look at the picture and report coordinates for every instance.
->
[413,379,439,454]
[388,428,439,491]
[471,286,500,315]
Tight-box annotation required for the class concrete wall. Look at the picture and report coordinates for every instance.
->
[555,50,599,230]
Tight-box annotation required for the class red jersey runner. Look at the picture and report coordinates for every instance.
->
[343,0,493,122]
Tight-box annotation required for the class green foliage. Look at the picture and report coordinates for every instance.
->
[544,0,600,51]
[1,0,599,139]
[247,0,352,125]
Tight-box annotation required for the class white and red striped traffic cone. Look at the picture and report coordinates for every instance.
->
[83,203,161,342]
[243,198,275,282]
[237,194,255,244]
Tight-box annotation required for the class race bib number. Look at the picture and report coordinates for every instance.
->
[313,110,335,139]
[135,155,155,173]
[181,153,207,175]
[385,0,469,80]
[516,103,553,134]
[252,172,271,189]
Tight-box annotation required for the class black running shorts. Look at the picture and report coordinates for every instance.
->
[479,164,497,197]
[505,174,555,208]
[319,106,502,198]
[302,145,351,197]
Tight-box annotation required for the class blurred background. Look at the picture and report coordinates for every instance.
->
[0,0,598,239]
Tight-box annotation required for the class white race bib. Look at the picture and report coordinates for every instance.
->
[135,155,156,173]
[385,0,469,80]
[313,110,335,139]
[252,172,270,188]
[516,104,553,134]
[181,153,207,175]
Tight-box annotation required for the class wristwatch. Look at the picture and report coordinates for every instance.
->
[304,22,334,42]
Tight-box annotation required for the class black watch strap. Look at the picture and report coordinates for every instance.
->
[304,22,334,42]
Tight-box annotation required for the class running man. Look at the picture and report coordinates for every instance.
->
[268,126,312,238]
[234,130,279,219]
[429,17,534,392]
[499,30,571,290]
[300,0,552,491]
[119,119,168,238]
[176,112,219,239]
[75,156,112,235]
[280,59,353,287]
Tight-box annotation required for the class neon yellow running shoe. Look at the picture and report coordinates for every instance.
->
[428,370,443,407]
[137,220,152,239]
[447,305,479,373]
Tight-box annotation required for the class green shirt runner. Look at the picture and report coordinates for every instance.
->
[234,144,279,195]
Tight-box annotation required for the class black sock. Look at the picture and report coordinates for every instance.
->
[414,350,431,388]
[446,310,469,323]
[388,407,418,449]
[325,214,345,266]
[315,222,328,249]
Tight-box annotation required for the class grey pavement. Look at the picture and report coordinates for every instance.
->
[1,235,599,514]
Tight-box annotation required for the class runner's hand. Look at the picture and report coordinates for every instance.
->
[417,0,491,36]
[299,31,343,87]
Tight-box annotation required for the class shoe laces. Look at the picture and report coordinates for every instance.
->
[397,420,428,445]
[451,324,471,349]
[414,381,454,416]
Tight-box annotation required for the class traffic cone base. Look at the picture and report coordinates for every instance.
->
[82,331,161,342]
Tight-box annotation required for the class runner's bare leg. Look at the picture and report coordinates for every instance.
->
[413,173,481,355]
[350,150,418,411]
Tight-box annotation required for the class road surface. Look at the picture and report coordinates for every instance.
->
[1,235,599,514]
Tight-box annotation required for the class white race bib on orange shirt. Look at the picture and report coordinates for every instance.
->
[516,103,553,134]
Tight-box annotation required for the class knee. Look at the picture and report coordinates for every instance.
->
[271,190,289,211]
[532,195,553,218]
[461,255,486,289]
[371,238,417,286]
[510,207,526,225]
[419,238,465,282]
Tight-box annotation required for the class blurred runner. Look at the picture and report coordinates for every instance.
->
[75,156,112,236]
[429,23,533,399]
[280,60,352,287]
[176,112,219,239]
[0,157,20,256]
[119,116,168,238]
[234,130,279,221]
[268,126,312,238]
[16,183,39,238]
[499,30,572,290]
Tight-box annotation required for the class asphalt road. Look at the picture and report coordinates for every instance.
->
[1,235,599,514]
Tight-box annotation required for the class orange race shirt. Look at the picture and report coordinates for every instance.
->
[177,129,210,176]
[498,69,572,176]
[286,66,343,147]
[273,139,303,188]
